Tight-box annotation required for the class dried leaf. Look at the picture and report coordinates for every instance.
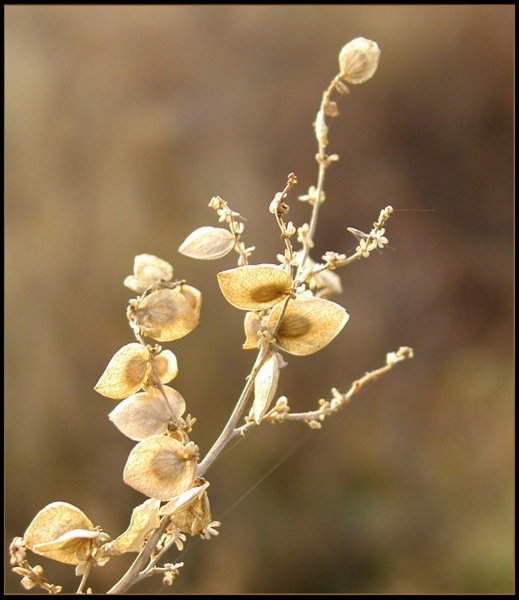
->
[123,436,198,500]
[268,296,349,356]
[124,254,173,293]
[179,226,235,260]
[95,343,150,400]
[24,502,96,565]
[217,264,292,310]
[110,498,161,554]
[253,352,280,423]
[109,386,185,441]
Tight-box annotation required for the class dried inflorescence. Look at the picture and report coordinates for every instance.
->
[12,38,413,595]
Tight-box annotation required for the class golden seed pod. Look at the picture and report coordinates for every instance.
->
[179,226,235,260]
[23,502,98,565]
[123,436,198,501]
[109,386,186,441]
[94,343,151,400]
[268,296,349,356]
[217,264,292,310]
[124,254,173,293]
[338,37,380,85]
[136,287,201,342]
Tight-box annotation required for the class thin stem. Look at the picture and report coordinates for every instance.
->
[107,517,171,594]
[197,344,270,478]
[297,76,342,279]
[76,562,92,594]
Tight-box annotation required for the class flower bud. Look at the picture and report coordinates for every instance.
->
[338,37,380,84]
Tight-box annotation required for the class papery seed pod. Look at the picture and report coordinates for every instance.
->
[109,386,186,441]
[338,37,380,85]
[268,296,349,356]
[179,226,235,260]
[123,436,198,500]
[23,502,98,565]
[136,287,200,342]
[152,349,179,384]
[95,343,150,399]
[124,254,173,293]
[217,264,292,310]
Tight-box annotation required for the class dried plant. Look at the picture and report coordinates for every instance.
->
[10,37,413,594]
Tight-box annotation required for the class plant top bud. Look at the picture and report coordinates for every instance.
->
[338,37,380,84]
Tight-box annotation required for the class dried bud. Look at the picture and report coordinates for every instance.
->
[179,226,235,260]
[338,37,380,85]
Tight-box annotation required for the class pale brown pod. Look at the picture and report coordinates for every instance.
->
[268,296,349,356]
[217,264,292,310]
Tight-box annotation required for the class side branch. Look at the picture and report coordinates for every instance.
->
[234,346,414,434]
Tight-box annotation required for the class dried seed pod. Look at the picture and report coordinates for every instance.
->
[179,226,235,260]
[152,349,179,384]
[124,254,173,293]
[268,296,349,356]
[95,343,151,400]
[338,37,380,85]
[123,436,198,500]
[109,386,186,441]
[217,264,292,310]
[136,287,201,342]
[23,502,99,565]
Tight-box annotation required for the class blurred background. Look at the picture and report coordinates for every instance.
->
[5,5,514,594]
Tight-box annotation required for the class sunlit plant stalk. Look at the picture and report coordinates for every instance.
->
[10,37,413,595]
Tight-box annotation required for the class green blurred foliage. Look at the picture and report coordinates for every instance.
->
[5,5,513,594]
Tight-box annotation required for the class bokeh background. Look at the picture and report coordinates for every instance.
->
[5,5,514,594]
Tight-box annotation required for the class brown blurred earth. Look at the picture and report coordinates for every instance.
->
[5,5,514,594]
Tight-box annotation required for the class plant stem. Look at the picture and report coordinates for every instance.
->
[196,345,269,478]
[106,518,170,594]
